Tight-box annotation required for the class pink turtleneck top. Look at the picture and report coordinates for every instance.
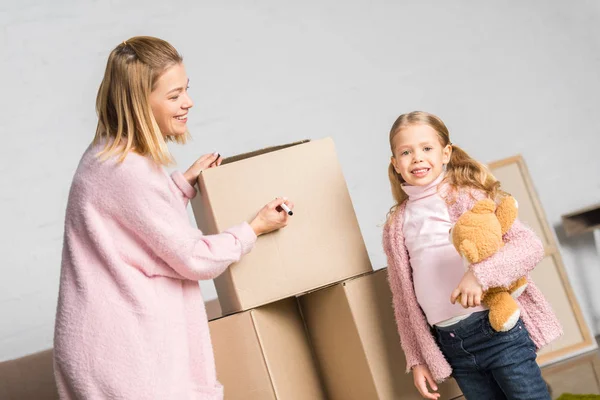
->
[402,173,486,326]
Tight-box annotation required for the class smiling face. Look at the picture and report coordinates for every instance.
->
[390,123,452,186]
[149,62,193,137]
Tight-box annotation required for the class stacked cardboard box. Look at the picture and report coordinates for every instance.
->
[299,269,462,400]
[208,299,326,400]
[192,138,461,399]
[191,138,372,315]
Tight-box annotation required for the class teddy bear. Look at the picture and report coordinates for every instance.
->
[450,196,528,332]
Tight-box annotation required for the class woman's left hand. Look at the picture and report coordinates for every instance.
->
[183,152,221,186]
[451,269,483,308]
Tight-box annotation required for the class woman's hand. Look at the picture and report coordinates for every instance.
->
[413,365,440,399]
[451,269,483,308]
[250,197,294,236]
[183,152,221,186]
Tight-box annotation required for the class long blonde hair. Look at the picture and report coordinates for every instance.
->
[94,36,188,165]
[387,111,501,219]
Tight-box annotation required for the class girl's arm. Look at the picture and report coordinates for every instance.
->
[471,218,545,290]
[384,224,426,371]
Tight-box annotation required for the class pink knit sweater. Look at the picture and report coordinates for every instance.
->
[54,142,257,399]
[383,185,563,383]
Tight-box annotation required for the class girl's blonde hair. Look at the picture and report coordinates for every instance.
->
[387,111,502,218]
[94,36,188,165]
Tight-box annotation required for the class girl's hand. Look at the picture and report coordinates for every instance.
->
[183,152,222,186]
[451,269,483,308]
[250,197,295,236]
[413,365,440,399]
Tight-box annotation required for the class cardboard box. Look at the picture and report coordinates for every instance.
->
[0,349,59,400]
[205,298,222,321]
[209,298,326,400]
[299,269,463,400]
[192,138,372,314]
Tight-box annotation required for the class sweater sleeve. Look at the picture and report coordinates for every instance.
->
[471,218,545,291]
[107,162,257,281]
[170,170,197,204]
[383,224,426,372]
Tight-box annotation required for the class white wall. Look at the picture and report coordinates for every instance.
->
[1,0,599,361]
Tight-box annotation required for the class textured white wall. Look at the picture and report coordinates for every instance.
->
[1,0,599,361]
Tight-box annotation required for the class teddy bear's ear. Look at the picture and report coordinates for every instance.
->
[496,196,518,235]
[471,199,496,214]
[459,239,480,264]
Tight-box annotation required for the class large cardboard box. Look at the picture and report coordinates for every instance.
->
[209,298,326,400]
[299,269,463,400]
[192,138,372,314]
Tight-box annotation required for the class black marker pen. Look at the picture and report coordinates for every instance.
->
[280,203,293,216]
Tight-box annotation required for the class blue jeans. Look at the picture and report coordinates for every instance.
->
[434,311,550,400]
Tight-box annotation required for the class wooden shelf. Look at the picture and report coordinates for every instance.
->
[488,155,597,365]
[562,203,600,237]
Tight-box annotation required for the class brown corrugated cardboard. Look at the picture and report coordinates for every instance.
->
[209,298,326,400]
[192,138,372,314]
[299,269,462,400]
[0,349,59,400]
[205,298,222,321]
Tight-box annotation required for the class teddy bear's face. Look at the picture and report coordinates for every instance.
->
[450,211,504,264]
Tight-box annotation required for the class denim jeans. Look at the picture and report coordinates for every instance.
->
[434,311,550,400]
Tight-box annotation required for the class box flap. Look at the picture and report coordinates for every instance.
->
[221,140,311,165]
[209,312,276,400]
[253,299,326,400]
[299,285,378,399]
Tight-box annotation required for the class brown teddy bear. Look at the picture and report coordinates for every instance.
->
[450,196,528,332]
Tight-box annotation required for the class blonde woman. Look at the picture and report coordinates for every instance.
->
[53,36,293,399]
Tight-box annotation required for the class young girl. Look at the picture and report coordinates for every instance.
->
[54,37,293,400]
[383,111,562,400]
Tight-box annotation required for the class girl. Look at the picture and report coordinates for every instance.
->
[54,36,293,400]
[383,111,561,400]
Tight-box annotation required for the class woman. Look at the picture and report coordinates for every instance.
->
[54,36,293,400]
